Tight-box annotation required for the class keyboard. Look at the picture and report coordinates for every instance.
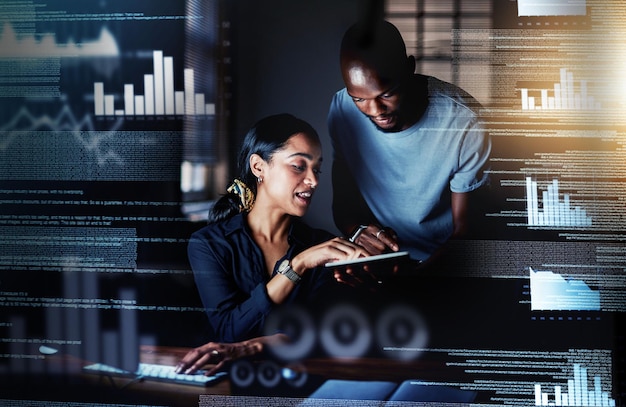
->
[83,362,228,387]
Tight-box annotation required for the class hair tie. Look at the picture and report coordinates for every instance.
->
[226,178,255,212]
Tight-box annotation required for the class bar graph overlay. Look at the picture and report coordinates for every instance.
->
[93,51,215,117]
[534,363,615,406]
[520,68,600,111]
[526,177,591,227]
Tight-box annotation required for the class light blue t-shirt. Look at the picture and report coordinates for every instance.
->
[328,76,491,261]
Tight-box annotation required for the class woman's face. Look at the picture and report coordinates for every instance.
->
[259,132,322,217]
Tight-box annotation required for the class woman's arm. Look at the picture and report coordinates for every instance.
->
[266,236,368,300]
[188,234,274,343]
[189,232,368,343]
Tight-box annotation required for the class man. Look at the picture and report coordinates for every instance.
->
[329,20,491,263]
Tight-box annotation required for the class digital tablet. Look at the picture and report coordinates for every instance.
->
[324,251,410,268]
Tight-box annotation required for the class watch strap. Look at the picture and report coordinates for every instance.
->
[279,262,301,284]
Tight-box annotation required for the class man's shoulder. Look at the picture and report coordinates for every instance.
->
[328,88,366,139]
[422,75,482,113]
[330,87,350,107]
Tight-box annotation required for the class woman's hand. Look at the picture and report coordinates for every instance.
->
[268,238,367,304]
[174,334,287,376]
[290,237,369,274]
[174,342,243,376]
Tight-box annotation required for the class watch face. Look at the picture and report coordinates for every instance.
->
[278,259,290,272]
[277,259,300,284]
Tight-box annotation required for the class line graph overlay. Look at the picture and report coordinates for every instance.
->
[0,23,120,58]
[530,267,601,311]
[0,105,181,181]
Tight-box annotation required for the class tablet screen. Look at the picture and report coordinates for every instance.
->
[324,251,410,268]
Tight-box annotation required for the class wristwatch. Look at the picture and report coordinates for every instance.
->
[277,259,301,285]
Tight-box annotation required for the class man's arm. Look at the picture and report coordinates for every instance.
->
[451,191,469,238]
[450,105,492,239]
[418,189,486,271]
[451,187,489,239]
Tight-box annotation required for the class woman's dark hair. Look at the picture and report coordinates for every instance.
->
[208,113,319,223]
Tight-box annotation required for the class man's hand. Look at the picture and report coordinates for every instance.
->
[351,224,399,255]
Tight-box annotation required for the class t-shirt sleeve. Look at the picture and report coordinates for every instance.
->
[450,118,491,193]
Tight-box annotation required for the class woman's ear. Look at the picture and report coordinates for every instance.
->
[249,153,265,179]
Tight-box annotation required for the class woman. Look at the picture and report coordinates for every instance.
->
[175,113,367,375]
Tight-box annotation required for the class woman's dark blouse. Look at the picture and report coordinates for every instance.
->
[188,212,337,343]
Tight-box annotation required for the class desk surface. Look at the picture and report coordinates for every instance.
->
[1,345,229,406]
[1,344,463,406]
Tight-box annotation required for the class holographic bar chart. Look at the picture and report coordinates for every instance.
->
[94,51,215,117]
[534,363,615,406]
[520,68,600,111]
[526,177,591,227]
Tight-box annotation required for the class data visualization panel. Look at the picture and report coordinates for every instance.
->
[1,0,624,406]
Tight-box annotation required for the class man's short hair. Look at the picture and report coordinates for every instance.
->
[340,19,408,71]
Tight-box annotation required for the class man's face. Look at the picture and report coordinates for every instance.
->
[343,61,407,132]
